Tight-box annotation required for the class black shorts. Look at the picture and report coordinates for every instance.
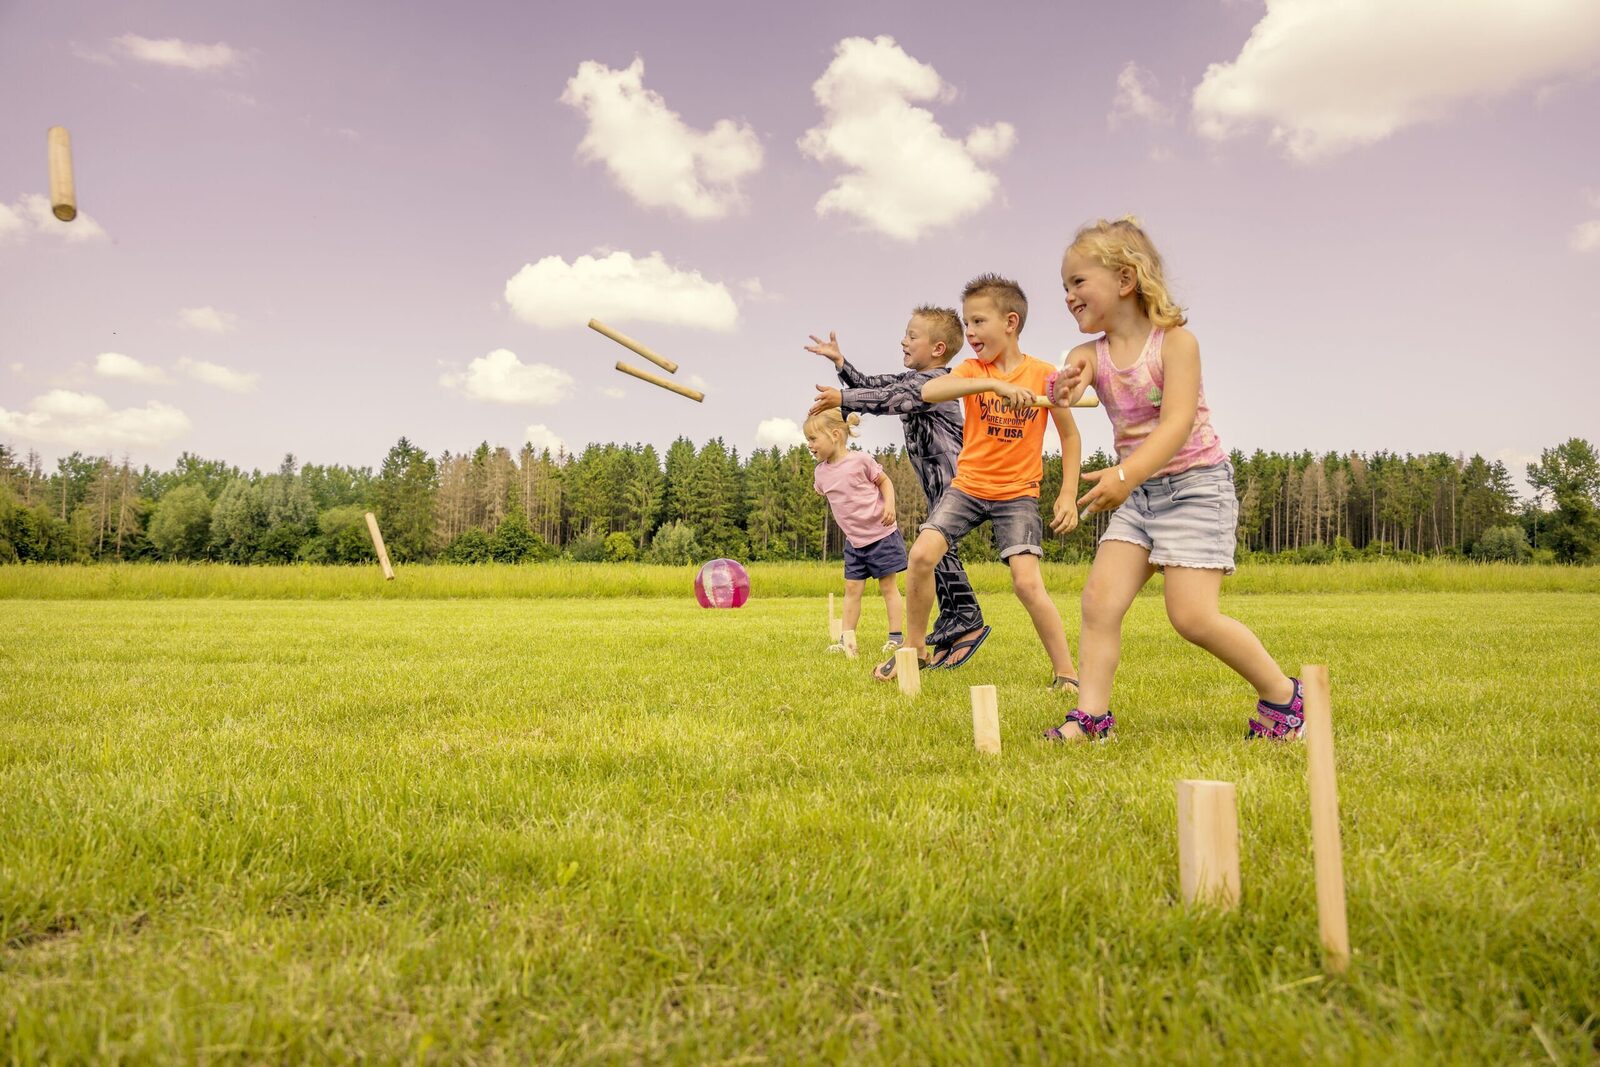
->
[844,531,909,580]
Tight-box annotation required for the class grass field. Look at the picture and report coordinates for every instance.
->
[3,565,1598,1063]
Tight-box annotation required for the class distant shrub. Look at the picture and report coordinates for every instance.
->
[604,531,637,563]
[1471,525,1532,563]
[440,528,493,564]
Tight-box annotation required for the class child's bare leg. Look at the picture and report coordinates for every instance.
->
[1162,566,1294,703]
[1077,541,1158,715]
[880,573,904,636]
[842,579,866,633]
[1006,552,1076,680]
[903,530,946,654]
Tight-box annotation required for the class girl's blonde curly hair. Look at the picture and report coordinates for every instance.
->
[803,408,862,440]
[1067,216,1187,328]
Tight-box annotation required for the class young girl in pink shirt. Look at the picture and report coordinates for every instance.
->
[1046,217,1304,742]
[805,409,906,659]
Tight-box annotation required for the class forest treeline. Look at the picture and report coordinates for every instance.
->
[2,437,1597,566]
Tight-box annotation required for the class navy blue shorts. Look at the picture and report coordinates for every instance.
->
[844,531,909,580]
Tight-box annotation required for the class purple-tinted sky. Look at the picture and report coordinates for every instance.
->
[3,0,1597,489]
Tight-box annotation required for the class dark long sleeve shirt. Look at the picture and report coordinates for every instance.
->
[836,359,963,506]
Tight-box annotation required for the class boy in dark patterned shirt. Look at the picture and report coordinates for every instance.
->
[805,306,990,677]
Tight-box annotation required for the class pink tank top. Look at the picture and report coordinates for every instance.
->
[1095,328,1226,477]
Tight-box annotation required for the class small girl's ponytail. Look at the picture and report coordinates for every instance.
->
[804,407,861,441]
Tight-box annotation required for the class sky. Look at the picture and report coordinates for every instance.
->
[2,0,1598,489]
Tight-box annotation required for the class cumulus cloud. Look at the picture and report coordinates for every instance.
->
[561,57,763,219]
[95,352,168,384]
[112,34,242,72]
[505,250,738,331]
[798,36,1017,241]
[1572,219,1600,253]
[178,306,238,333]
[1109,62,1172,128]
[0,194,108,244]
[177,358,258,393]
[524,424,565,455]
[1193,0,1600,161]
[0,390,190,449]
[440,349,574,405]
[755,417,805,450]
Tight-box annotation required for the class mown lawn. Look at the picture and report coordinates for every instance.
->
[3,574,1597,1062]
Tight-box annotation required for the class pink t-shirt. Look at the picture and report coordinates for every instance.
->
[813,451,895,549]
[1094,328,1226,477]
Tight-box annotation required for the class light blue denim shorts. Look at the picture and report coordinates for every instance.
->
[1100,463,1238,574]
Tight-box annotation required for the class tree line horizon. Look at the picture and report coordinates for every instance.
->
[2,435,1597,567]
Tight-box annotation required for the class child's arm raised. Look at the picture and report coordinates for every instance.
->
[1077,328,1201,517]
[1048,407,1082,534]
[804,331,905,390]
[1050,341,1098,405]
[813,368,944,418]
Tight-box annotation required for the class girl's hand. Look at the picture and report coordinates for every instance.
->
[1078,466,1131,517]
[1050,492,1079,534]
[809,386,842,416]
[804,332,845,369]
[882,502,897,526]
[1055,350,1093,404]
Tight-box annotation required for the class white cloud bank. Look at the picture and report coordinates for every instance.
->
[505,250,738,331]
[1572,219,1600,253]
[179,306,238,333]
[178,358,258,393]
[799,36,1016,241]
[440,349,574,405]
[755,417,806,450]
[95,352,168,384]
[561,57,762,220]
[0,390,190,449]
[1193,0,1600,161]
[0,194,108,244]
[112,34,242,72]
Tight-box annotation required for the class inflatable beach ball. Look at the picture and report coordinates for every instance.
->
[694,558,750,609]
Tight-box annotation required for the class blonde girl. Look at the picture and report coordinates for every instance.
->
[1046,217,1303,742]
[804,408,906,658]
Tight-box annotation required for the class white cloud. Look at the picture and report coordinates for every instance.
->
[1109,62,1172,128]
[755,417,805,450]
[1193,0,1600,161]
[0,390,190,449]
[178,306,238,333]
[799,35,1016,241]
[561,57,762,220]
[0,194,109,244]
[505,250,738,331]
[95,352,168,384]
[440,349,573,405]
[524,424,565,455]
[599,386,625,399]
[1571,219,1600,253]
[112,34,242,72]
[177,358,258,393]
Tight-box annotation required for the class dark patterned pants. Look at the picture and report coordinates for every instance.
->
[916,449,985,649]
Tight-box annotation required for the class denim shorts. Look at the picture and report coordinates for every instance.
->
[920,487,1043,560]
[1100,463,1238,574]
[844,530,909,580]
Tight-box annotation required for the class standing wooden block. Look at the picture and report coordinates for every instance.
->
[1176,779,1240,910]
[894,647,921,697]
[827,593,843,642]
[1302,664,1350,973]
[48,126,76,222]
[364,511,395,581]
[970,685,1000,754]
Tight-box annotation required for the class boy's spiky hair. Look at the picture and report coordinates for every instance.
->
[961,274,1028,333]
[911,305,963,359]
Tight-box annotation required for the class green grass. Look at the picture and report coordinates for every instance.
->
[3,578,1598,1062]
[1,559,1596,600]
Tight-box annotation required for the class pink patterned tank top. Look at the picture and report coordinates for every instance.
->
[1094,328,1226,477]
